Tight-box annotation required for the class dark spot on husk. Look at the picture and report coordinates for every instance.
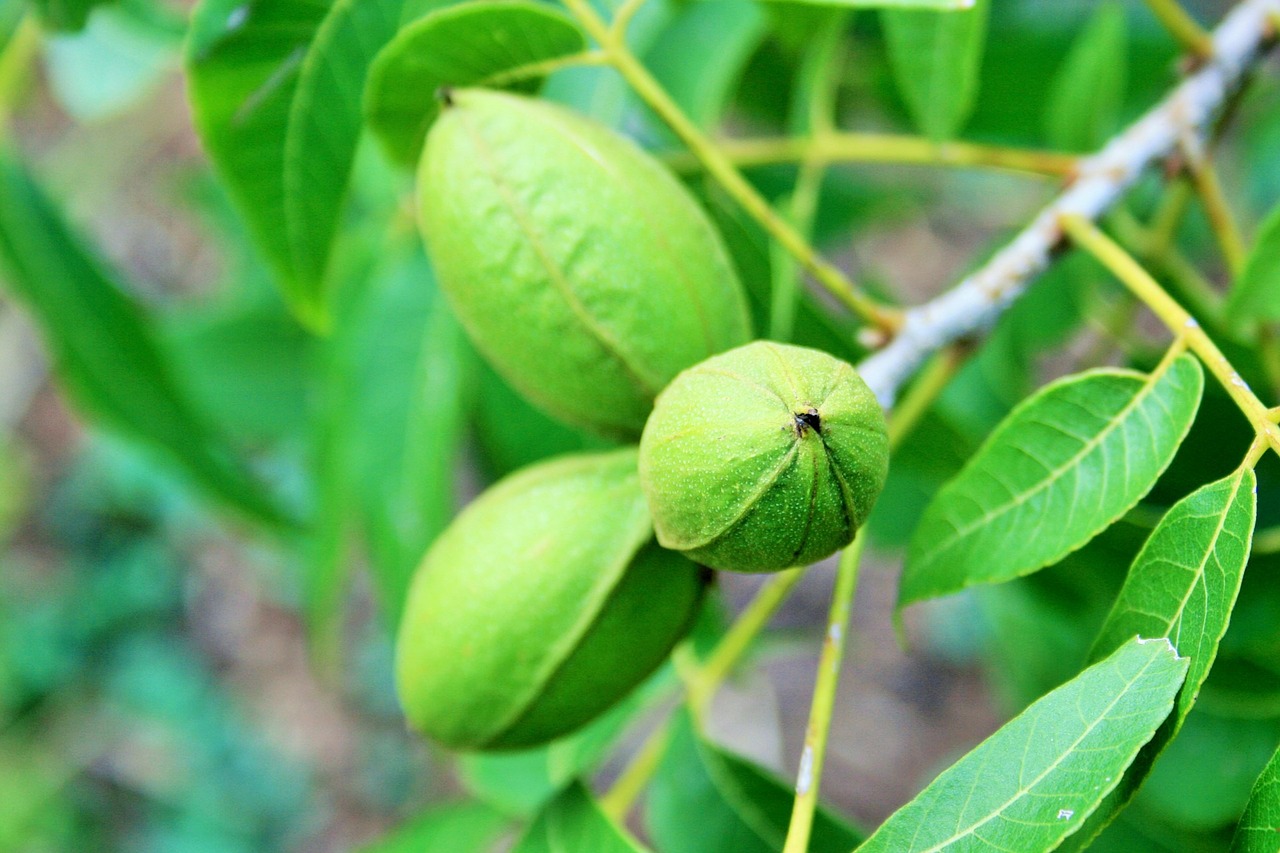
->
[793,407,821,436]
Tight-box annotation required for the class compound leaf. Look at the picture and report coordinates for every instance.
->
[1062,467,1258,848]
[857,637,1189,853]
[365,0,585,166]
[881,0,990,140]
[900,355,1203,609]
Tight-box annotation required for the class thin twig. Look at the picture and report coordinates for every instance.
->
[858,0,1280,407]
[1062,214,1280,456]
[1145,0,1216,58]
[782,537,865,853]
[1178,130,1248,275]
[666,133,1079,178]
[558,0,900,333]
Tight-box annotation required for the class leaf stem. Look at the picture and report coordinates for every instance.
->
[782,536,865,853]
[1178,132,1248,276]
[687,568,808,717]
[600,567,807,819]
[665,133,1079,178]
[0,13,38,140]
[476,49,611,88]
[1061,214,1280,457]
[885,345,965,448]
[558,0,900,333]
[1144,0,1215,58]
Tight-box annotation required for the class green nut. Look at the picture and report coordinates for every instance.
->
[417,88,752,440]
[396,447,704,750]
[639,341,889,573]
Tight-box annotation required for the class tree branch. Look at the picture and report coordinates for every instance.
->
[859,0,1280,407]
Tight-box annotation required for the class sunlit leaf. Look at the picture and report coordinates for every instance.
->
[858,637,1189,853]
[512,782,646,853]
[185,0,330,329]
[647,709,863,853]
[1062,468,1258,848]
[0,151,292,528]
[358,800,510,853]
[364,0,585,166]
[1233,742,1280,852]
[901,355,1204,609]
[881,0,990,140]
[1043,1,1126,151]
[1226,201,1280,330]
[283,0,405,303]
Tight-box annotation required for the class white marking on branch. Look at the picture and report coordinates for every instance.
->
[858,0,1280,407]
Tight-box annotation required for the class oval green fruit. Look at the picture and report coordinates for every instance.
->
[639,341,889,573]
[417,88,752,439]
[396,447,704,750]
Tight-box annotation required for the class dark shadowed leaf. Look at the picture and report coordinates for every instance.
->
[1226,202,1280,330]
[858,637,1188,853]
[647,709,863,853]
[901,355,1203,609]
[365,1,585,166]
[0,151,291,528]
[512,783,646,853]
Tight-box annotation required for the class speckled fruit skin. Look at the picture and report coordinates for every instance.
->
[417,88,752,440]
[396,447,704,751]
[638,341,889,573]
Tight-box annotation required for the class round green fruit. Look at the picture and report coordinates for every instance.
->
[396,448,704,750]
[417,88,752,440]
[638,341,889,573]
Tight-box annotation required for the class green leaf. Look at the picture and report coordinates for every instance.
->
[881,0,990,140]
[1043,1,1126,152]
[161,295,315,447]
[185,0,331,329]
[1062,468,1258,848]
[364,0,585,166]
[0,151,291,528]
[322,241,470,624]
[764,0,973,7]
[283,0,405,303]
[358,800,510,853]
[512,783,646,853]
[459,674,663,817]
[647,708,863,853]
[1226,202,1280,330]
[857,636,1189,853]
[1233,742,1280,852]
[900,354,1204,609]
[29,0,112,31]
[640,0,766,132]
